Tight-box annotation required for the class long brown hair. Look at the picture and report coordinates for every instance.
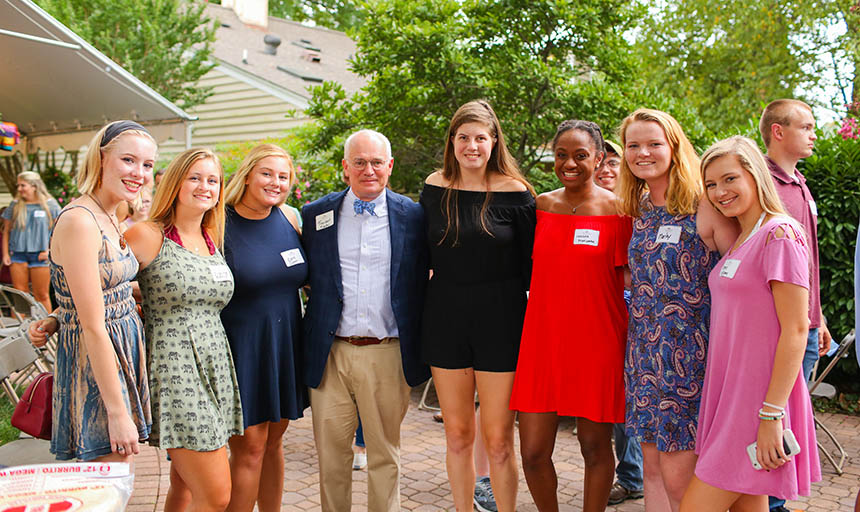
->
[149,148,226,248]
[438,100,535,244]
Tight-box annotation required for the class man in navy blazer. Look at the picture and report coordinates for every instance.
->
[301,129,429,512]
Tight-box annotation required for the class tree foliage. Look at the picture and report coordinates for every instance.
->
[632,1,825,134]
[36,0,218,109]
[301,0,712,195]
[269,0,365,31]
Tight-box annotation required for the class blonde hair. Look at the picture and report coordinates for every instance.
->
[224,144,296,207]
[758,99,813,147]
[438,100,535,244]
[11,171,57,230]
[77,121,156,195]
[149,148,226,248]
[700,136,789,218]
[617,108,701,217]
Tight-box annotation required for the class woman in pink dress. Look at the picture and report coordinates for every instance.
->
[681,136,820,511]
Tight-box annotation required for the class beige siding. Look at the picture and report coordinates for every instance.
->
[158,67,311,161]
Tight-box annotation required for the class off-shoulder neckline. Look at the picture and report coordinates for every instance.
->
[422,183,532,195]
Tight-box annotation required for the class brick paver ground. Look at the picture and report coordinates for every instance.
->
[128,388,860,511]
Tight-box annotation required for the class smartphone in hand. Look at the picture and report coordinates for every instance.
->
[747,429,801,470]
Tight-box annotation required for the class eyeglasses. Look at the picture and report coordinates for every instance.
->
[350,159,388,170]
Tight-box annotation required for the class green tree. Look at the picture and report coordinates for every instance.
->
[301,0,707,195]
[269,0,365,31]
[36,0,218,109]
[632,0,823,134]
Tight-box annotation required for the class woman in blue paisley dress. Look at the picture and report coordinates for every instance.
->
[616,109,738,512]
[30,121,155,462]
[126,148,242,512]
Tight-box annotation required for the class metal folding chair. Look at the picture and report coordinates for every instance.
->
[0,285,56,363]
[808,329,856,475]
[0,284,49,320]
[0,329,50,404]
[418,377,440,412]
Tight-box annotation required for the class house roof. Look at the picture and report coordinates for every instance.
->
[0,0,193,152]
[206,4,366,100]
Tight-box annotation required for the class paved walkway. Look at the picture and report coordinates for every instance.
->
[123,388,860,511]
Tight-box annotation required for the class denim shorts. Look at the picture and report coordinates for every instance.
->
[10,251,48,268]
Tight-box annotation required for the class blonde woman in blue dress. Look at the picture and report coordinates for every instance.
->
[29,120,154,462]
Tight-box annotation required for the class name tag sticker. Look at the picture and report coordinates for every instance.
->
[809,200,818,217]
[209,264,233,282]
[315,210,334,230]
[573,229,600,246]
[656,225,682,244]
[33,210,46,218]
[720,259,741,279]
[281,248,305,267]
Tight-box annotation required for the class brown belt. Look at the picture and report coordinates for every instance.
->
[335,335,392,346]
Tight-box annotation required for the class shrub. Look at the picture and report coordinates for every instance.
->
[40,165,78,207]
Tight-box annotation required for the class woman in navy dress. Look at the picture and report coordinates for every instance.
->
[221,144,308,512]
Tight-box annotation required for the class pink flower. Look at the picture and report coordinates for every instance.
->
[838,117,858,140]
[295,189,302,199]
[304,181,310,188]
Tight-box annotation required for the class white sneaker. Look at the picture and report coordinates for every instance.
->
[352,452,367,470]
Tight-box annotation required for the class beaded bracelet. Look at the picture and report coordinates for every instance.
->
[762,401,785,412]
[759,414,781,421]
[758,408,785,420]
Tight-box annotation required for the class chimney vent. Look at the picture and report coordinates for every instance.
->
[263,34,281,55]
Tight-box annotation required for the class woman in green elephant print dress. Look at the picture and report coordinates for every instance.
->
[126,147,242,511]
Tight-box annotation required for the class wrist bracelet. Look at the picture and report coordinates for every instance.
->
[47,312,59,323]
[759,415,780,421]
[762,401,785,411]
[758,408,785,419]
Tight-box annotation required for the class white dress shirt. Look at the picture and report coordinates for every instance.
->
[336,189,399,339]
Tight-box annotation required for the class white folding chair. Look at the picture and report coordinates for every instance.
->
[418,377,440,412]
[808,329,856,475]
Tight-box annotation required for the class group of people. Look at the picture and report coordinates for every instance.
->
[20,96,836,512]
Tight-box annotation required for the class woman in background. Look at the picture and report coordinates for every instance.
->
[2,171,61,311]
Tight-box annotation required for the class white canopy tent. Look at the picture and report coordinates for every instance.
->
[0,0,195,154]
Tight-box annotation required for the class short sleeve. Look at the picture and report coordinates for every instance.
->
[514,196,536,290]
[49,200,61,220]
[615,216,633,267]
[763,223,809,288]
[1,201,15,221]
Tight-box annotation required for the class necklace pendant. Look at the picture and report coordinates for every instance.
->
[119,236,127,250]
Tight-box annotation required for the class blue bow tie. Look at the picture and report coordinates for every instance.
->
[353,198,377,216]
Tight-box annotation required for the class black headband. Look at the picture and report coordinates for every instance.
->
[100,120,149,147]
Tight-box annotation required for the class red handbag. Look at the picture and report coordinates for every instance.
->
[11,372,53,440]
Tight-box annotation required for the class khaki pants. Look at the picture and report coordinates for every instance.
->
[310,338,411,512]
